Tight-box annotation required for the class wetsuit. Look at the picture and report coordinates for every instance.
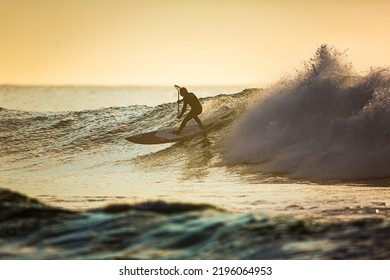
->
[177,92,204,133]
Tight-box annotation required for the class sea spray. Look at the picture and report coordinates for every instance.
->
[224,45,390,179]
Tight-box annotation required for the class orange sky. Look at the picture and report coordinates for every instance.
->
[1,0,390,85]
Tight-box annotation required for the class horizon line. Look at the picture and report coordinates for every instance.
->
[0,83,257,88]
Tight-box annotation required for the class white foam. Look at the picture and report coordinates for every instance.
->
[224,45,390,179]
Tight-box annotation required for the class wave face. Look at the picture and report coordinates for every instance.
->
[224,45,390,179]
[0,91,249,173]
[1,188,390,260]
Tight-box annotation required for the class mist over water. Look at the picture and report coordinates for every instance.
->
[224,45,390,179]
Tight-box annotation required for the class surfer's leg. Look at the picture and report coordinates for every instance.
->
[193,115,204,129]
[176,113,192,134]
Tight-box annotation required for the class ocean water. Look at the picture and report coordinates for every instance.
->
[1,46,390,259]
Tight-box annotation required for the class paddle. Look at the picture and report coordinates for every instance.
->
[174,85,181,118]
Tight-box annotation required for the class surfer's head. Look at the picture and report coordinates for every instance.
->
[180,87,189,96]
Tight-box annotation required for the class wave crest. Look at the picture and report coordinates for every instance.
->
[224,45,390,179]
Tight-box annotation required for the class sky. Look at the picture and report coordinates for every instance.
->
[1,0,390,86]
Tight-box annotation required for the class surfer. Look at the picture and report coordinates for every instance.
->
[173,87,204,135]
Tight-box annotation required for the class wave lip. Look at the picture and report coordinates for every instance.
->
[224,45,390,179]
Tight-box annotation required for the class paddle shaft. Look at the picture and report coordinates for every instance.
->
[177,89,179,117]
[174,85,181,118]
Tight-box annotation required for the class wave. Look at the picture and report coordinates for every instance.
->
[1,188,389,259]
[1,46,389,181]
[0,90,252,173]
[224,45,390,179]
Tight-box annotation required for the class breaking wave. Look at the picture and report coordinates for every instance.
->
[224,45,390,179]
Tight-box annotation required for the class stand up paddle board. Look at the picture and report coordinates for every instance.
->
[126,124,212,145]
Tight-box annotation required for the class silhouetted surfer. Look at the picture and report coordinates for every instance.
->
[173,87,204,135]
